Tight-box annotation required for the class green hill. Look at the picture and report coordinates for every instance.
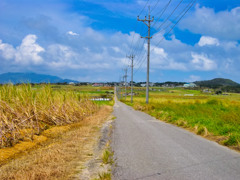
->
[195,78,239,88]
[0,72,79,84]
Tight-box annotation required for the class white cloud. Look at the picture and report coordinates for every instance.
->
[15,34,45,64]
[0,40,15,60]
[1,9,239,82]
[67,31,79,36]
[46,44,79,68]
[48,44,77,61]
[198,36,219,47]
[46,44,115,70]
[0,34,44,65]
[191,53,217,71]
[153,47,167,58]
[149,45,187,71]
[112,46,121,53]
[180,6,240,41]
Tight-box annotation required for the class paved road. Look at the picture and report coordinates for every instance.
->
[112,99,240,180]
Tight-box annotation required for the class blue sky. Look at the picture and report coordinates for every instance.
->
[0,0,240,82]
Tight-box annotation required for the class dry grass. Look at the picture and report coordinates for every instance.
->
[0,105,112,180]
[0,84,98,148]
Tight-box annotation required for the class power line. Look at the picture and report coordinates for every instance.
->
[127,54,135,103]
[128,17,147,68]
[132,39,146,64]
[151,0,172,28]
[120,1,150,79]
[153,0,195,38]
[137,7,154,104]
[130,25,146,57]
[150,0,161,13]
[124,1,150,71]
[134,53,147,76]
[128,20,138,56]
[152,0,196,50]
[133,0,195,81]
[153,0,184,32]
[138,0,150,16]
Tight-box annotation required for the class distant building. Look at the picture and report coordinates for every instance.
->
[140,83,154,87]
[183,83,197,88]
[92,83,103,87]
[149,83,155,87]
[68,82,75,85]
[202,89,211,93]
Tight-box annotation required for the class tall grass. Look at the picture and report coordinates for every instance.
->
[123,90,240,148]
[0,84,98,148]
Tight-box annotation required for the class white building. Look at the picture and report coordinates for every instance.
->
[183,83,197,88]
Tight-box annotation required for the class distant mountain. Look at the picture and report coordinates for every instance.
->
[194,78,239,88]
[0,72,79,84]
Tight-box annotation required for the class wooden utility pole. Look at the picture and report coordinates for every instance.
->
[137,7,154,104]
[123,68,128,101]
[127,54,135,103]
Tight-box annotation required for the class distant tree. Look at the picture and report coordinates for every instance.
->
[215,90,222,95]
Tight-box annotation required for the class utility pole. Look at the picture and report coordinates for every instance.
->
[121,76,124,99]
[127,54,135,103]
[123,68,128,101]
[117,76,121,99]
[138,7,154,104]
[119,76,122,99]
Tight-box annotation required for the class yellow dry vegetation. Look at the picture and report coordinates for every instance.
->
[0,84,98,148]
[0,124,74,163]
[0,105,112,180]
[0,135,47,164]
[42,126,71,138]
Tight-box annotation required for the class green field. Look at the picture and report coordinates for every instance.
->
[120,87,240,150]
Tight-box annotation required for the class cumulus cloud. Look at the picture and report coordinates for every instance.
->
[46,43,119,70]
[0,40,15,60]
[198,36,220,47]
[153,47,167,58]
[191,53,217,71]
[48,44,77,61]
[180,5,240,41]
[111,46,121,53]
[150,45,187,71]
[1,2,240,82]
[0,34,44,65]
[15,34,45,64]
[67,31,79,36]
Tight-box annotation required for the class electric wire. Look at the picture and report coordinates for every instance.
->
[150,0,161,13]
[138,0,150,16]
[153,0,184,32]
[133,53,147,76]
[153,0,194,38]
[120,0,195,84]
[151,0,172,28]
[124,0,150,72]
[152,0,196,51]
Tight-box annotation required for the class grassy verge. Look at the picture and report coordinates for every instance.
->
[0,105,112,179]
[92,141,113,180]
[102,148,114,165]
[121,89,240,151]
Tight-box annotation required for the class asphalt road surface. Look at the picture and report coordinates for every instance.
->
[112,99,240,180]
